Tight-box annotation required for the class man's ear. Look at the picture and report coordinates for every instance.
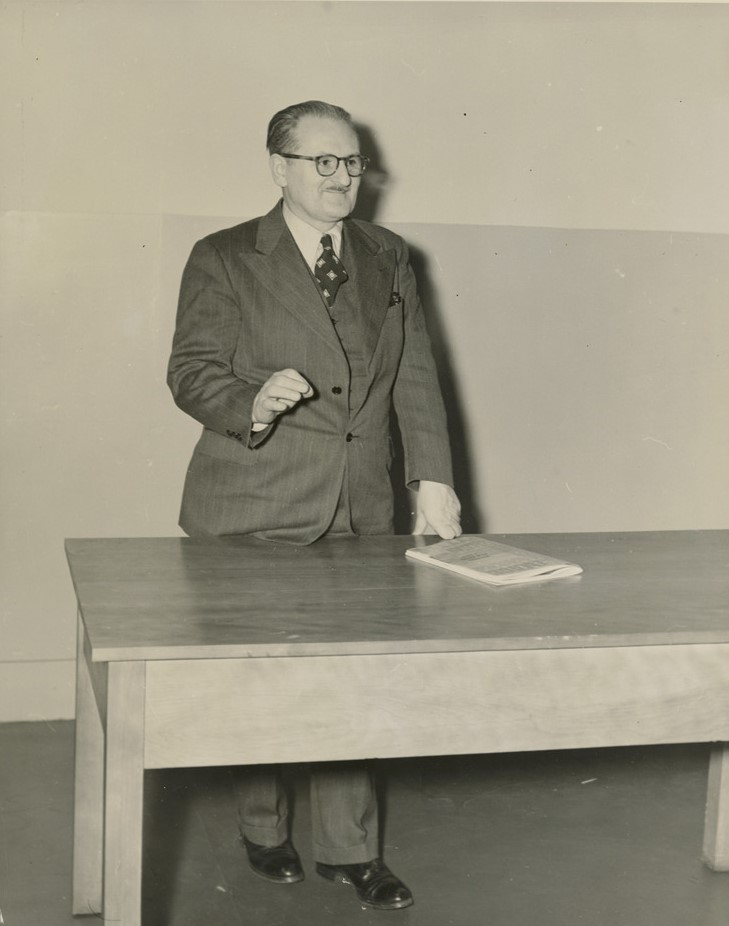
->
[269,154,288,189]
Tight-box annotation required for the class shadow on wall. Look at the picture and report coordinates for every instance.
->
[352,122,483,534]
[407,243,483,535]
[352,122,388,229]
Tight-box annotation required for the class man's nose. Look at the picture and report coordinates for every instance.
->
[332,160,352,185]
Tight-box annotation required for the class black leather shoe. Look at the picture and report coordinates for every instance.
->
[244,837,304,884]
[316,858,413,910]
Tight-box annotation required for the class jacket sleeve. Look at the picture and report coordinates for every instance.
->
[391,237,455,489]
[166,237,271,447]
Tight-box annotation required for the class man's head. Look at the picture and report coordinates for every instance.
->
[268,101,365,232]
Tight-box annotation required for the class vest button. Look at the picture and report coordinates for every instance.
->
[346,433,354,442]
[332,386,342,395]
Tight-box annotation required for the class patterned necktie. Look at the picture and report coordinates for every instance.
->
[314,234,348,308]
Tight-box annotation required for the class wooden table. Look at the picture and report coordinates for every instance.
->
[67,531,729,924]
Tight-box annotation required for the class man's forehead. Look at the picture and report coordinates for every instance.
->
[293,115,359,151]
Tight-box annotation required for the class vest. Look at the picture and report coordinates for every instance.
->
[317,242,371,533]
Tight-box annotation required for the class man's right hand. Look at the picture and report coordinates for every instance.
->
[251,369,314,426]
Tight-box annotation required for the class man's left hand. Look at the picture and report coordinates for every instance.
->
[412,481,462,539]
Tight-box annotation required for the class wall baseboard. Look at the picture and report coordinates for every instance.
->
[0,660,76,722]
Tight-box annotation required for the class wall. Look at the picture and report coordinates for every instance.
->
[1,2,728,720]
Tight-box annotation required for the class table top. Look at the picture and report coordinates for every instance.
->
[65,531,729,662]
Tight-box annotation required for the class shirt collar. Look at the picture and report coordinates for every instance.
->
[282,202,343,271]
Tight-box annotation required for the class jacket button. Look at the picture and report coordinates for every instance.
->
[346,433,354,442]
[332,386,342,395]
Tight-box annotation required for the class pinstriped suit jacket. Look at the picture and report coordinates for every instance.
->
[167,202,453,544]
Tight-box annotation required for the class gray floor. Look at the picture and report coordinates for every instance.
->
[2,722,729,925]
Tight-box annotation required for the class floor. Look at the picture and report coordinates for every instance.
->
[2,722,729,925]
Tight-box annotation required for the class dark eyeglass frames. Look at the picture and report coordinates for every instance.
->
[280,153,369,177]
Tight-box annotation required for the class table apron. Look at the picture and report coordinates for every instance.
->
[142,643,729,769]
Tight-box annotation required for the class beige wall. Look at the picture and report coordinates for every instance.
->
[1,2,728,720]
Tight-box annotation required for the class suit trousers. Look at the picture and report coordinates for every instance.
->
[240,480,382,863]
[178,470,377,863]
[236,761,379,864]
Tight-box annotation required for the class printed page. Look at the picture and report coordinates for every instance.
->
[406,537,583,586]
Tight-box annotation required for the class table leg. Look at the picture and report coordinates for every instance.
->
[72,612,104,915]
[703,743,729,870]
[103,660,146,925]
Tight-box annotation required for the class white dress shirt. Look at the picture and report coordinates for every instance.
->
[282,202,344,271]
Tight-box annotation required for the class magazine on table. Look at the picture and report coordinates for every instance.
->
[405,535,583,586]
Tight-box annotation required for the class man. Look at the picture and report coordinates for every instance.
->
[167,100,461,911]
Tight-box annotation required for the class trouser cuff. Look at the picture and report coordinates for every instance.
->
[241,820,288,847]
[312,838,379,866]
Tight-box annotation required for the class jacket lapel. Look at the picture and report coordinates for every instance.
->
[243,203,343,355]
[342,221,397,368]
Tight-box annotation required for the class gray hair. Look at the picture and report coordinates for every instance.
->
[267,101,354,154]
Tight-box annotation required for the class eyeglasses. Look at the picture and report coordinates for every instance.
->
[280,153,369,177]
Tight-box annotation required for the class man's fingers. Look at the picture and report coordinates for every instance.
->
[260,396,292,412]
[434,519,462,540]
[412,512,428,535]
[274,369,313,396]
[252,369,314,424]
[263,371,314,406]
[265,384,309,404]
[421,514,461,540]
